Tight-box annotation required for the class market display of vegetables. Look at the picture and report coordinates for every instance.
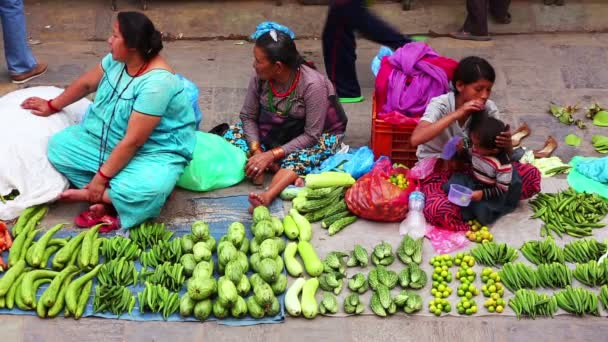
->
[529,189,608,238]
[509,289,558,319]
[481,268,506,313]
[6,177,608,323]
[289,174,358,236]
[520,237,564,265]
[470,242,518,267]
[428,255,453,316]
[454,254,479,316]
[465,220,494,243]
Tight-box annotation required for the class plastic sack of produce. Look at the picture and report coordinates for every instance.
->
[345,157,415,222]
[177,132,246,192]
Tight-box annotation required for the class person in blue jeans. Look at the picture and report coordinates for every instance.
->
[1,0,47,83]
[322,0,411,103]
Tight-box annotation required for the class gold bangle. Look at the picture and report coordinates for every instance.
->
[249,141,261,152]
[271,147,285,160]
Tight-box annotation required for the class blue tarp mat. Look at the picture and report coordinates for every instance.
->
[0,195,285,326]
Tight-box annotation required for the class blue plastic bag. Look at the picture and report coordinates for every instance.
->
[251,21,296,40]
[343,147,375,179]
[371,46,394,76]
[177,74,203,129]
[312,146,375,179]
[177,132,246,192]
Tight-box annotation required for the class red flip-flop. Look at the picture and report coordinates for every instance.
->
[74,210,120,233]
[75,210,99,228]
[98,215,120,233]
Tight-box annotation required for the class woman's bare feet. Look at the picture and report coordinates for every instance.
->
[59,189,90,202]
[248,168,300,213]
[248,192,270,213]
[89,203,109,218]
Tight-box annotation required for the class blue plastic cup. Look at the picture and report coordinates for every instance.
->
[448,184,473,207]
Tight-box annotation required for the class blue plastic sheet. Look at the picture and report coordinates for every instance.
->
[0,195,285,326]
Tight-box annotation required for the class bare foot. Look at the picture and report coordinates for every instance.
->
[294,177,305,187]
[89,203,108,218]
[248,192,269,213]
[59,189,90,202]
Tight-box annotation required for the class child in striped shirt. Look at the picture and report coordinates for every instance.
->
[469,116,513,202]
[443,114,523,225]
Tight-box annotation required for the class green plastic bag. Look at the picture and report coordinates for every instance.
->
[177,132,246,192]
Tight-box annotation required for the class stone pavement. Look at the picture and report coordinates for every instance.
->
[2,3,608,340]
[15,0,608,42]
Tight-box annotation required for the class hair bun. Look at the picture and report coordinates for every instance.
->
[146,30,163,58]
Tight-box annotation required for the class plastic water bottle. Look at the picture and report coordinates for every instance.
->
[399,188,428,238]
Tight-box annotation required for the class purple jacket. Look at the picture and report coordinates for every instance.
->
[383,42,450,116]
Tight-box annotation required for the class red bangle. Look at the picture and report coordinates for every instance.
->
[98,169,112,181]
[47,99,60,113]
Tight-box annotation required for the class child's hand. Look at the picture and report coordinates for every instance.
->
[456,138,465,151]
[495,124,512,150]
[471,190,483,202]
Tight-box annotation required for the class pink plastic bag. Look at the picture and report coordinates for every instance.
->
[425,226,470,254]
[409,157,438,180]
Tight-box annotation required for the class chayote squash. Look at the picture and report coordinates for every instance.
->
[252,206,271,224]
[236,275,251,296]
[187,277,217,301]
[193,299,212,321]
[270,217,284,236]
[191,221,210,242]
[231,296,248,318]
[253,220,275,242]
[247,296,265,318]
[181,234,194,254]
[218,277,238,305]
[227,222,246,246]
[192,242,212,262]
[179,295,195,317]
[259,239,279,259]
[236,252,249,273]
[258,258,278,283]
[193,260,214,279]
[180,254,196,277]
[218,242,238,267]
[224,260,244,284]
[249,253,261,272]
[271,274,288,295]
[213,299,229,319]
[253,280,274,307]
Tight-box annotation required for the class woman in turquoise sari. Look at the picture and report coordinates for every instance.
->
[21,12,196,231]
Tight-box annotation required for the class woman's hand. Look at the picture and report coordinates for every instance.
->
[21,97,56,117]
[245,151,275,179]
[453,99,485,120]
[495,124,512,150]
[471,190,483,202]
[86,174,108,203]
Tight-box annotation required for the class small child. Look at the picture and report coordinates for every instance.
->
[443,114,523,225]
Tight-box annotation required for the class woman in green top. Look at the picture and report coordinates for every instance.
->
[21,12,196,231]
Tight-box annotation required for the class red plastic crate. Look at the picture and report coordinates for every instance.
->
[370,95,418,168]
